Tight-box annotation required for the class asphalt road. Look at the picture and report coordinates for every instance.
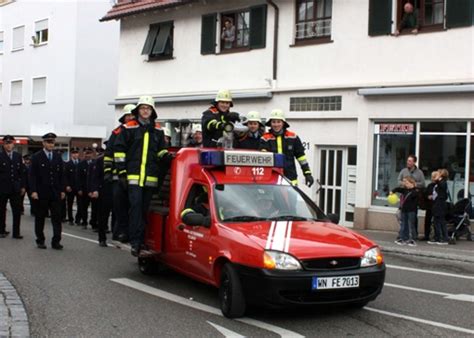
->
[1,215,473,337]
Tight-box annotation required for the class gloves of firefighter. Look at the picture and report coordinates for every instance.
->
[305,173,315,188]
[225,112,240,123]
[161,152,174,168]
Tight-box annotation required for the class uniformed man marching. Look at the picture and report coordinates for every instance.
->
[0,135,26,239]
[29,133,66,249]
[64,147,82,225]
[260,109,314,187]
[202,89,240,147]
[104,104,135,242]
[78,147,97,229]
[234,111,265,150]
[114,96,170,256]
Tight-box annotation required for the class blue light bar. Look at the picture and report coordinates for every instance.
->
[273,154,285,168]
[200,151,224,166]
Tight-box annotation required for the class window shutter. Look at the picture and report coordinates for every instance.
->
[152,22,172,55]
[141,25,159,55]
[368,0,392,36]
[446,0,473,28]
[201,13,217,55]
[249,4,267,49]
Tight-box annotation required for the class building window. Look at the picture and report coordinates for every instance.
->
[290,96,341,111]
[10,80,23,105]
[0,82,3,106]
[32,77,47,103]
[396,0,444,34]
[12,25,25,51]
[141,21,173,61]
[295,0,332,41]
[34,19,48,44]
[0,31,4,53]
[201,5,267,55]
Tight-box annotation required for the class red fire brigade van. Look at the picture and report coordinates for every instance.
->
[140,148,385,318]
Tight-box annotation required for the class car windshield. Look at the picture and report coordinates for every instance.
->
[214,183,326,222]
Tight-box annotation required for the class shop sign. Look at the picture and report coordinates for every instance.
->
[375,124,414,135]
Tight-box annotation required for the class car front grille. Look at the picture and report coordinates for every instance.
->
[302,257,360,271]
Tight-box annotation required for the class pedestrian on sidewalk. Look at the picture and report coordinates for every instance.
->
[422,171,437,241]
[392,176,419,246]
[428,169,449,245]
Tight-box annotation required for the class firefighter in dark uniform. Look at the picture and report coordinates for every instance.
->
[78,147,96,229]
[114,96,170,256]
[0,136,26,239]
[89,147,105,233]
[260,109,314,187]
[104,104,135,242]
[201,89,240,147]
[29,133,66,249]
[64,147,81,225]
[234,111,265,150]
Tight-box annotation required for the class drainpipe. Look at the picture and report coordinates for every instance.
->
[266,0,279,82]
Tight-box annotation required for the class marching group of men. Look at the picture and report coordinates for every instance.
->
[0,89,313,256]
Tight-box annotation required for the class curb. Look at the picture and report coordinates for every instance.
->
[378,241,474,263]
[0,273,30,337]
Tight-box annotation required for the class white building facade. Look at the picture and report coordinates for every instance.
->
[0,0,119,156]
[102,0,474,230]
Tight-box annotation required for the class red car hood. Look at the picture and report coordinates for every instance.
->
[225,220,374,260]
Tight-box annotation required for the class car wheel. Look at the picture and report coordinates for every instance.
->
[138,257,159,275]
[219,263,246,318]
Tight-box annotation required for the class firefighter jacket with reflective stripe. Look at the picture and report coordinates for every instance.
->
[113,120,168,187]
[259,129,311,183]
[104,125,123,180]
[201,106,229,147]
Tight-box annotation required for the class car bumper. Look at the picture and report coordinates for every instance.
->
[235,264,385,307]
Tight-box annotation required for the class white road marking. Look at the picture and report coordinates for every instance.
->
[207,321,245,338]
[110,278,304,338]
[364,307,474,335]
[385,283,474,303]
[62,232,131,251]
[387,264,474,280]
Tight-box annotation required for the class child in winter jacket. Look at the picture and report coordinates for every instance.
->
[428,169,449,245]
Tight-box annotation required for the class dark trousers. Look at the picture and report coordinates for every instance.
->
[27,192,36,216]
[0,193,22,236]
[128,185,154,248]
[80,195,98,227]
[423,208,433,240]
[61,198,67,220]
[433,214,448,242]
[35,198,62,245]
[98,182,113,242]
[79,194,89,224]
[66,191,81,222]
[113,181,129,237]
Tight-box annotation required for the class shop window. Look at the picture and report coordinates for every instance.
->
[34,19,48,44]
[290,96,341,111]
[295,0,332,43]
[201,5,267,55]
[372,123,416,206]
[469,126,474,218]
[141,21,173,61]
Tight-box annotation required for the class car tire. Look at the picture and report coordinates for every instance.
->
[219,263,246,318]
[138,257,159,275]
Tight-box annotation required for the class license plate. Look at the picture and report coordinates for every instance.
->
[312,276,359,290]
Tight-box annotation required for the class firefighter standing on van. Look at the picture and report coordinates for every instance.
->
[260,109,314,187]
[113,96,170,256]
[202,89,240,147]
[104,104,135,242]
[234,111,264,150]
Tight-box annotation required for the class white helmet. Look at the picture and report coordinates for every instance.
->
[192,123,202,134]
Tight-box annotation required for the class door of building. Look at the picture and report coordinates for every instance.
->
[316,147,357,227]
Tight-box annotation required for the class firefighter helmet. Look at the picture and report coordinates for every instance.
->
[163,127,171,138]
[119,104,136,123]
[243,111,263,126]
[265,109,289,128]
[132,96,157,120]
[213,89,233,108]
[192,124,202,134]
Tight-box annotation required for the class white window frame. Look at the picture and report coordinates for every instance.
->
[12,25,25,52]
[10,79,23,105]
[0,30,4,54]
[0,82,3,106]
[31,76,47,104]
[34,18,49,46]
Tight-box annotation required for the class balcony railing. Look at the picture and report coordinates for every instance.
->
[295,18,332,40]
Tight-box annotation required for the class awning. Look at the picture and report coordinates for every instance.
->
[358,84,474,96]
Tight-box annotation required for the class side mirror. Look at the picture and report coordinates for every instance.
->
[182,212,211,227]
[327,213,340,224]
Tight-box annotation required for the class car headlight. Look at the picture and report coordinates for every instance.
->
[360,247,384,267]
[263,251,302,270]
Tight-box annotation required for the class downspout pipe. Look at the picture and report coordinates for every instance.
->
[266,0,279,81]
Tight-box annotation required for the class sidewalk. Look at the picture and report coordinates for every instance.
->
[356,230,474,263]
[0,273,30,337]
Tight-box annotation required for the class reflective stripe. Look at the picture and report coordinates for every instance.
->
[157,149,168,158]
[181,208,195,218]
[104,168,112,173]
[113,175,118,180]
[304,170,312,175]
[128,180,139,185]
[114,152,126,158]
[119,170,127,175]
[207,120,217,130]
[104,156,113,162]
[277,136,283,154]
[146,176,158,182]
[291,179,298,186]
[127,175,140,180]
[114,157,126,163]
[145,181,158,187]
[139,132,149,187]
[297,155,306,162]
